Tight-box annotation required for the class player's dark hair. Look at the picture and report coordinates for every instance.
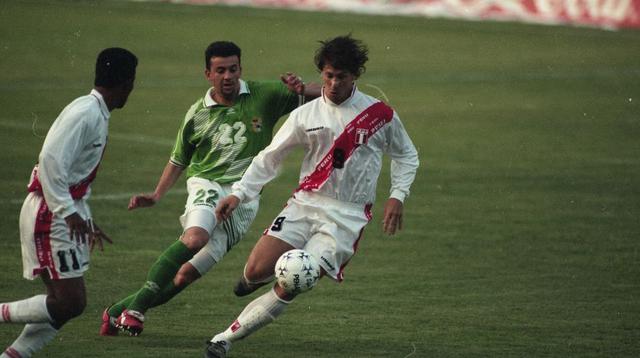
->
[94,48,138,88]
[205,41,242,70]
[314,34,368,78]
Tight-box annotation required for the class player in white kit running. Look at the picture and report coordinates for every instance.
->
[0,48,137,358]
[204,35,419,358]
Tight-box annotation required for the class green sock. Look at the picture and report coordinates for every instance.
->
[152,283,186,308]
[108,291,138,317]
[128,240,194,314]
[108,283,187,318]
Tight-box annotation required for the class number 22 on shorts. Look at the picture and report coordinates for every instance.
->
[193,189,218,207]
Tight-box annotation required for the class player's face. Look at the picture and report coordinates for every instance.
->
[114,77,135,109]
[321,64,356,105]
[206,55,242,103]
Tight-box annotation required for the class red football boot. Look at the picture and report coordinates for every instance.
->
[99,307,118,336]
[115,309,145,336]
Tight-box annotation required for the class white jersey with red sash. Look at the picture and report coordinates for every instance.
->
[231,86,419,207]
[19,89,110,280]
[231,86,419,281]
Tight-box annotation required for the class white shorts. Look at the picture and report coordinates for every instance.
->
[265,191,372,282]
[19,193,91,280]
[180,177,259,275]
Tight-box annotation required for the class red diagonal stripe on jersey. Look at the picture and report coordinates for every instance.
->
[296,101,393,193]
[1,304,10,322]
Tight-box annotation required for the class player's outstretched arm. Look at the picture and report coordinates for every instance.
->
[128,161,184,210]
[382,198,404,236]
[280,72,321,100]
[215,195,241,222]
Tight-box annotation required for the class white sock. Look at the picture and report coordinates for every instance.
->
[211,288,290,349]
[0,295,52,324]
[1,323,58,358]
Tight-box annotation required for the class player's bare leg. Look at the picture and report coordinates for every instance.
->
[233,235,294,297]
[1,273,86,357]
[42,274,87,326]
[206,236,321,358]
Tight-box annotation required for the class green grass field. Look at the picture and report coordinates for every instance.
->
[1,0,639,356]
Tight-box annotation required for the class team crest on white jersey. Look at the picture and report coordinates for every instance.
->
[252,117,263,132]
[356,128,368,145]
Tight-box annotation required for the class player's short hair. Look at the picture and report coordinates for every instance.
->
[205,41,242,70]
[94,48,138,88]
[314,34,368,78]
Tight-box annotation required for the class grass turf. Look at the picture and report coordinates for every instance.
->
[1,0,639,356]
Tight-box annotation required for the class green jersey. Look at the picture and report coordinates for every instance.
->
[170,80,300,183]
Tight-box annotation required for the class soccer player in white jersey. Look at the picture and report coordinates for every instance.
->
[0,48,137,358]
[204,35,419,357]
[101,41,320,337]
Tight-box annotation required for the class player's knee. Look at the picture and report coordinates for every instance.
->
[67,298,86,319]
[243,262,270,283]
[180,227,209,250]
[49,294,86,322]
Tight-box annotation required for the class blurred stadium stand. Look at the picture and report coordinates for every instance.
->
[161,0,640,30]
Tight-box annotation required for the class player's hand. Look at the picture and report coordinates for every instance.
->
[215,195,241,222]
[128,193,158,210]
[87,219,113,252]
[382,198,404,236]
[65,212,90,244]
[281,72,305,95]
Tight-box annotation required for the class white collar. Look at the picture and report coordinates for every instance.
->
[90,89,110,119]
[204,79,249,107]
[322,83,358,106]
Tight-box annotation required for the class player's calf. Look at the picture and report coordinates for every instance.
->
[232,276,269,297]
[233,262,274,297]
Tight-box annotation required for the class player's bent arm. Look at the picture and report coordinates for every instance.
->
[129,161,185,210]
[280,72,321,101]
[301,82,321,102]
[38,111,92,218]
[387,116,419,202]
[153,161,185,200]
[231,114,303,202]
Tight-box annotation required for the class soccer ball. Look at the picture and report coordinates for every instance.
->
[274,249,321,294]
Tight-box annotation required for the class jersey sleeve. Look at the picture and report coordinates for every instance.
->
[231,110,304,202]
[38,107,91,218]
[385,113,419,203]
[255,81,302,125]
[170,102,199,167]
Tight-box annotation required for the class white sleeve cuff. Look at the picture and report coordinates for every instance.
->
[230,190,246,203]
[389,189,407,203]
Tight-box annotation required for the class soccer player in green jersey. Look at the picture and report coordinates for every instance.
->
[100,41,320,337]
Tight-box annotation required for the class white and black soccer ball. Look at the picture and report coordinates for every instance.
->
[274,249,321,294]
